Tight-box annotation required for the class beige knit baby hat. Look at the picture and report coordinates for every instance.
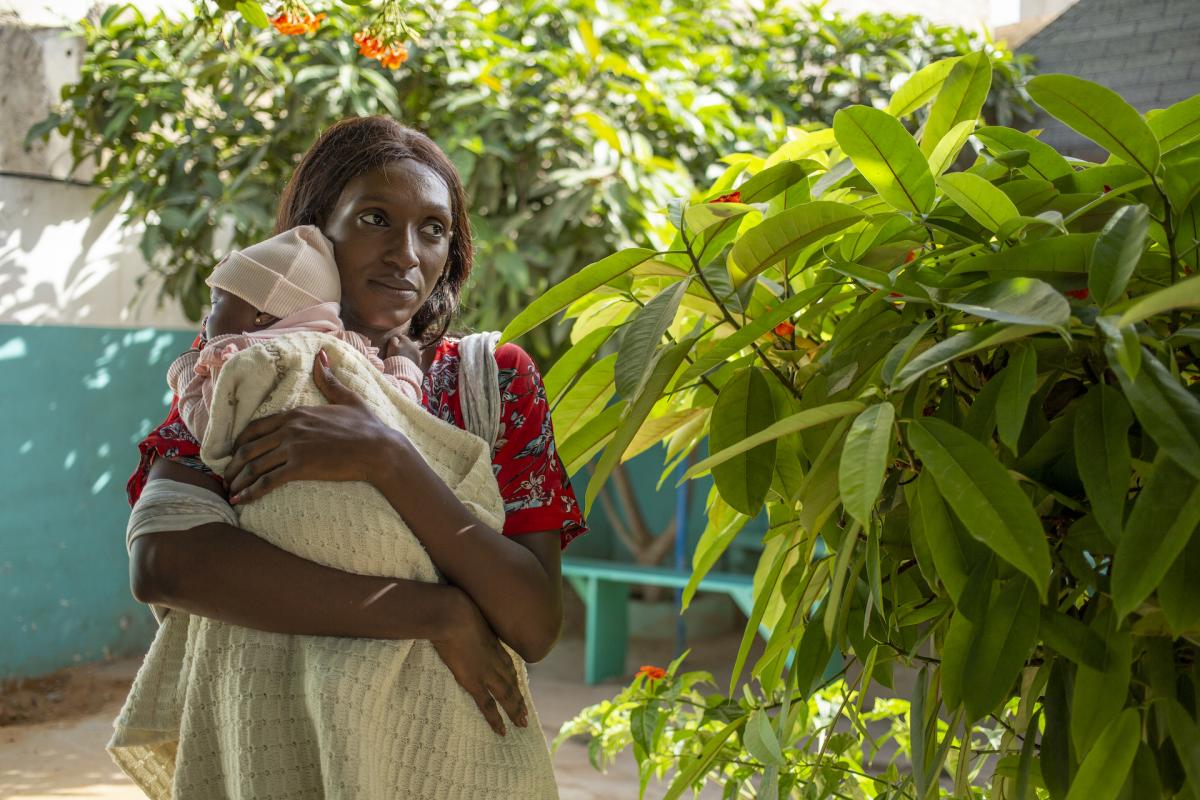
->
[207,225,341,318]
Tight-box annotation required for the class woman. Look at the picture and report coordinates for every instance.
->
[122,116,587,796]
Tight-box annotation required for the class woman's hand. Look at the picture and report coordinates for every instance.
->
[224,349,402,504]
[432,589,530,737]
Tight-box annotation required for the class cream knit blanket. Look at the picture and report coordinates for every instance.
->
[109,332,559,799]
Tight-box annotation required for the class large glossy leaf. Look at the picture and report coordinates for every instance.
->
[1027,74,1161,176]
[543,325,615,405]
[1160,529,1200,634]
[975,126,1073,182]
[736,160,812,203]
[1115,272,1200,327]
[945,278,1070,328]
[920,51,992,158]
[558,403,622,475]
[996,342,1037,452]
[1065,709,1141,800]
[910,471,980,604]
[682,494,749,611]
[1073,384,1133,544]
[948,233,1097,276]
[662,716,747,800]
[908,417,1051,594]
[710,368,778,515]
[839,402,895,526]
[614,280,688,398]
[551,353,617,441]
[938,172,1020,233]
[1147,94,1200,152]
[887,56,961,117]
[1105,345,1200,480]
[681,401,865,482]
[501,248,659,342]
[833,105,935,214]
[1089,204,1149,309]
[1111,454,1200,619]
[892,322,1048,390]
[945,577,1040,721]
[584,336,697,515]
[1070,616,1132,757]
[729,201,865,284]
[927,120,977,176]
[1039,607,1108,671]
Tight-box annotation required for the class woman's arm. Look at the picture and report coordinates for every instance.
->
[223,353,564,664]
[130,456,530,736]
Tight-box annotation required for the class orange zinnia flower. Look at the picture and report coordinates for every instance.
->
[270,3,325,35]
[637,665,666,681]
[774,321,795,337]
[711,191,741,204]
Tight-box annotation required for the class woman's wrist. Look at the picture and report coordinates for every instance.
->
[372,425,417,488]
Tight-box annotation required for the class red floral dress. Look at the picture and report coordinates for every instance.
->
[128,335,588,550]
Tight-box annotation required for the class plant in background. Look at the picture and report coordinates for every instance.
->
[26,0,1031,363]
[505,54,1200,797]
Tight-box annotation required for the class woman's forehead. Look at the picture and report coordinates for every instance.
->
[341,160,451,213]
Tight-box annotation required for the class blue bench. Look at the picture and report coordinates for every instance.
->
[561,556,766,685]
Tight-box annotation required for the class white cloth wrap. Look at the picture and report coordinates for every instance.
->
[457,331,502,450]
[109,331,558,799]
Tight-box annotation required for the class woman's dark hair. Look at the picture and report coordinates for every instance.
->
[275,116,472,346]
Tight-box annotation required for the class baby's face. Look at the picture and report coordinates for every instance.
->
[205,287,263,338]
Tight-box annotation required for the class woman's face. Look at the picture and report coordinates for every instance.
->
[321,159,453,341]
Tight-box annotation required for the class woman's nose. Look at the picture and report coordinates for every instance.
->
[382,226,420,269]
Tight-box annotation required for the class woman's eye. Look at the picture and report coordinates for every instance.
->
[422,222,446,237]
[361,212,386,226]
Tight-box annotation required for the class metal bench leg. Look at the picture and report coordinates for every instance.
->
[583,577,628,685]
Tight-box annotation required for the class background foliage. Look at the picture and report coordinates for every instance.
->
[28,0,1031,360]
[503,56,1200,797]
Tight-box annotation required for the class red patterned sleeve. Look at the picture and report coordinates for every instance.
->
[491,343,588,550]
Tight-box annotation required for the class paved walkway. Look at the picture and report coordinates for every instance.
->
[1,627,754,799]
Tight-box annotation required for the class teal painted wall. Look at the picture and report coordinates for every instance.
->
[0,323,194,679]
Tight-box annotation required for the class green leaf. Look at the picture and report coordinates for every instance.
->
[1147,94,1200,152]
[1115,272,1200,327]
[938,171,1021,233]
[1104,345,1200,481]
[921,51,993,159]
[743,710,787,768]
[949,233,1097,276]
[834,105,935,214]
[1027,74,1161,176]
[1112,454,1200,619]
[880,318,938,386]
[729,201,864,284]
[1090,204,1149,309]
[681,401,865,482]
[907,417,1052,595]
[630,703,660,756]
[945,278,1070,328]
[1065,709,1141,800]
[736,160,812,204]
[614,281,688,399]
[543,326,615,406]
[893,322,1049,391]
[662,716,747,800]
[1070,616,1132,757]
[1074,384,1133,544]
[1160,529,1200,634]
[500,248,659,342]
[887,56,961,117]
[996,343,1037,452]
[710,368,778,516]
[1043,660,1074,800]
[1163,699,1200,795]
[558,403,622,474]
[911,471,979,605]
[956,577,1040,721]
[1039,607,1109,670]
[839,402,895,526]
[585,336,697,515]
[976,126,1074,182]
[551,353,617,441]
[235,0,270,28]
[677,283,830,386]
[928,120,977,176]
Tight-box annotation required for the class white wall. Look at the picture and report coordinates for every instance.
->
[0,13,191,330]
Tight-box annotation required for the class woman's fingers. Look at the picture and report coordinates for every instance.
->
[225,443,289,498]
[229,461,295,505]
[224,429,285,484]
[470,687,506,737]
[231,411,290,453]
[492,656,528,728]
[312,349,362,407]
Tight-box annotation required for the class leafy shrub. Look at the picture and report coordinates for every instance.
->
[27,0,1030,359]
[506,58,1200,797]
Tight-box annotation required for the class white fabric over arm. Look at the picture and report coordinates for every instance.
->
[126,478,239,622]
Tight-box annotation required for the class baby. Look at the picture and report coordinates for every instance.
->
[167,224,423,442]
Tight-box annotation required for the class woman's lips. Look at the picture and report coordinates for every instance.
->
[368,279,418,296]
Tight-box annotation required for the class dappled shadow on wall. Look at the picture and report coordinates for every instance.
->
[0,323,194,679]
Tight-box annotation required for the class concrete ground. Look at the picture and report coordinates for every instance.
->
[0,592,762,799]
